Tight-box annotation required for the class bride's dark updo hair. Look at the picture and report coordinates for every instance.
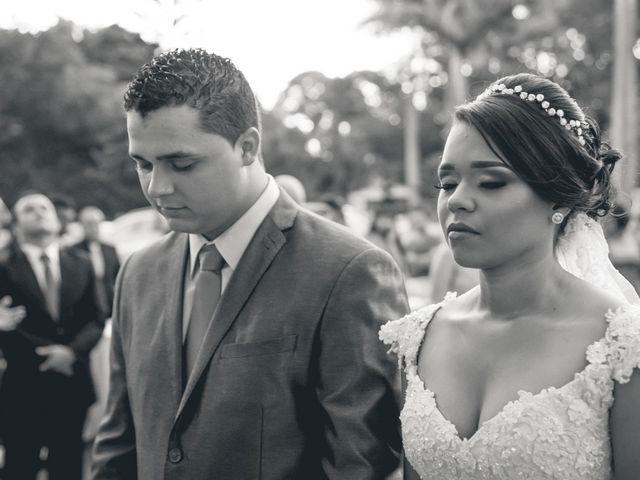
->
[455,73,621,218]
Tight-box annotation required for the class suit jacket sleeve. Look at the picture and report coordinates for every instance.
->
[91,257,137,479]
[316,247,409,479]
[0,265,19,352]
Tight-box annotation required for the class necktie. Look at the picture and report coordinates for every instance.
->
[183,244,225,379]
[40,252,59,321]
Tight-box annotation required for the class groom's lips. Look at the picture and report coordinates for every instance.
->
[158,205,187,216]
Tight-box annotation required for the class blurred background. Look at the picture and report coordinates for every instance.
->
[0,0,639,306]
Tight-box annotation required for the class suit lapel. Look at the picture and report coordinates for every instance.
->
[176,191,298,419]
[10,249,47,310]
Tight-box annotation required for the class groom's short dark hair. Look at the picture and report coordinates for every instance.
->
[124,48,261,146]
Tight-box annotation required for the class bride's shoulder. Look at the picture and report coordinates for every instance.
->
[566,277,630,320]
[599,303,640,385]
[579,287,640,385]
[379,292,459,365]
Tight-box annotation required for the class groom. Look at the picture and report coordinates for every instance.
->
[91,48,409,479]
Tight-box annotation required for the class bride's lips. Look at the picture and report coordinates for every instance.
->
[447,222,480,239]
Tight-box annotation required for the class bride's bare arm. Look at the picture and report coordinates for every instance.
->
[611,369,640,479]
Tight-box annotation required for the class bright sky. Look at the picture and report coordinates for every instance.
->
[2,0,414,109]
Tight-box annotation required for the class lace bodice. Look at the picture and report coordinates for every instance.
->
[379,293,640,480]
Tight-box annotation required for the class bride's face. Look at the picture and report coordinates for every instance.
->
[437,121,556,270]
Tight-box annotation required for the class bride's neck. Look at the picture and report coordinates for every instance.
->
[476,252,570,319]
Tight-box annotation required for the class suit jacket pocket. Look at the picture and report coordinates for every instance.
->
[220,334,297,359]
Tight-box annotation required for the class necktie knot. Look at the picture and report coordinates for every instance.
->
[40,252,50,265]
[198,244,225,272]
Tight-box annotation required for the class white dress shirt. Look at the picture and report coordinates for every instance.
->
[182,175,280,339]
[20,242,61,294]
[87,241,106,279]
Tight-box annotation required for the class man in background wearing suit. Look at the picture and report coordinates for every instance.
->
[73,206,121,318]
[92,48,409,479]
[0,192,104,480]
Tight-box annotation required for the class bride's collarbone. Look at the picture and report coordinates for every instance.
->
[416,303,615,439]
[422,291,614,371]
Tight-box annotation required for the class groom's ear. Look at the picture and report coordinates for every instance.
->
[235,127,261,166]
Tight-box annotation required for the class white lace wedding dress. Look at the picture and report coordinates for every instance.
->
[380,292,640,480]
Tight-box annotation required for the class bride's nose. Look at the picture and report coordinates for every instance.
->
[447,181,476,212]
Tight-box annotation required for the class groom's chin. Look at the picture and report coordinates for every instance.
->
[162,217,193,234]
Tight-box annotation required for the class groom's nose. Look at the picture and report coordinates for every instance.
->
[147,164,175,198]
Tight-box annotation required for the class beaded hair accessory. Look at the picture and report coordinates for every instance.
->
[476,83,586,146]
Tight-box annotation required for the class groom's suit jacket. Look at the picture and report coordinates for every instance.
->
[92,191,409,480]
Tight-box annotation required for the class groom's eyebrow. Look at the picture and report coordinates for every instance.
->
[129,151,199,161]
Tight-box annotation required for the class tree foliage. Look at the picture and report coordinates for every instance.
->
[0,3,634,214]
[263,70,443,200]
[365,0,638,194]
[0,21,156,216]
[365,0,627,122]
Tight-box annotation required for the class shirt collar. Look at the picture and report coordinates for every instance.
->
[188,175,280,277]
[20,241,60,264]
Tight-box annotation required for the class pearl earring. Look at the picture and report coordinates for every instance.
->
[551,212,565,224]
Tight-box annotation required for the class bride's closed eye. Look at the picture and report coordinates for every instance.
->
[434,181,506,191]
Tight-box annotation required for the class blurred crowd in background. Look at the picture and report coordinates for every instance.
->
[4,174,640,314]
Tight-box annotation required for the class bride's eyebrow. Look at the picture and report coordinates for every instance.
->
[438,160,508,172]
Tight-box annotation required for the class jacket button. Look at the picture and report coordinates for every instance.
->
[168,447,183,463]
[56,327,64,335]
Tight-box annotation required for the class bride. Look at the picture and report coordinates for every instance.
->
[381,73,640,479]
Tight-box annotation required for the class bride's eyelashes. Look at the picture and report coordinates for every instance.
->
[433,181,507,191]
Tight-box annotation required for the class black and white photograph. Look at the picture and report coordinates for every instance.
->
[0,1,639,479]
